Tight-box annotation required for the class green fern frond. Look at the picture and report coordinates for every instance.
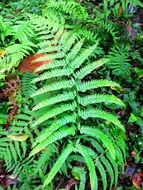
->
[75,58,108,79]
[22,72,37,98]
[100,156,114,189]
[71,26,97,42]
[69,44,98,71]
[33,91,76,111]
[96,160,107,190]
[79,94,125,107]
[67,40,84,61]
[115,145,124,173]
[76,144,97,190]
[68,44,97,72]
[33,144,57,175]
[106,152,118,185]
[13,20,35,43]
[6,42,35,55]
[80,126,115,159]
[80,109,124,131]
[11,120,29,128]
[100,20,118,41]
[28,19,125,189]
[38,45,61,55]
[34,59,67,73]
[44,0,88,21]
[43,142,74,188]
[15,114,32,121]
[60,33,78,54]
[0,109,34,175]
[0,135,29,172]
[78,79,120,92]
[82,137,104,154]
[10,109,33,133]
[30,126,76,157]
[32,103,76,127]
[106,45,131,77]
[31,68,70,83]
[0,41,35,78]
[31,79,75,97]
[33,114,76,146]
[116,136,126,159]
[67,154,85,165]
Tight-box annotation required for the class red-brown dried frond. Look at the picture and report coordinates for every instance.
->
[19,53,52,73]
[0,77,20,101]
[5,104,18,130]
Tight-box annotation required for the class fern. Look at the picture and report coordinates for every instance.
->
[106,44,132,77]
[79,93,125,107]
[96,20,119,42]
[80,126,116,159]
[96,160,107,190]
[25,18,126,190]
[0,106,57,189]
[43,142,74,188]
[42,0,101,42]
[0,16,37,80]
[0,41,36,81]
[101,156,115,189]
[30,126,76,157]
[43,0,88,21]
[76,144,97,190]
[12,20,35,43]
[22,72,37,98]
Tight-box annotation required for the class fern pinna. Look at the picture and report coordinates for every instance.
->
[25,16,127,190]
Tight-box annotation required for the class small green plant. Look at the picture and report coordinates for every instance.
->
[106,44,131,78]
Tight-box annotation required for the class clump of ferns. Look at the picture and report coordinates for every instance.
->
[0,16,36,80]
[43,0,88,22]
[27,27,126,190]
[42,0,100,43]
[106,44,132,78]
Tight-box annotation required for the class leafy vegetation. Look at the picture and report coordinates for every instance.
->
[0,0,143,189]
